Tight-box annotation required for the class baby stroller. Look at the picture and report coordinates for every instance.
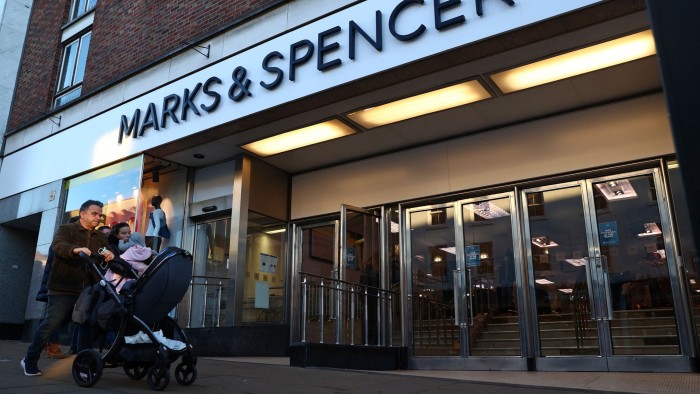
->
[72,247,197,391]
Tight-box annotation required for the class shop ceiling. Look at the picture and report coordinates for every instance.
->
[149,3,659,175]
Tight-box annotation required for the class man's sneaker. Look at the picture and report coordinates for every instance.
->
[21,358,42,376]
[46,342,69,359]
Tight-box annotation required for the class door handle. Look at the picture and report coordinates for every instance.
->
[453,268,462,326]
[584,257,599,320]
[599,256,613,320]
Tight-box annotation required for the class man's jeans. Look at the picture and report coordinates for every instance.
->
[26,294,93,362]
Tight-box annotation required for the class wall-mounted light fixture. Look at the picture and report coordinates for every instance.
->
[241,119,357,157]
[490,30,656,94]
[347,80,491,129]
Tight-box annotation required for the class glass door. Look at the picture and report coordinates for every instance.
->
[459,194,523,358]
[293,221,338,344]
[187,217,231,328]
[339,205,382,345]
[406,195,526,370]
[406,203,458,357]
[523,169,685,371]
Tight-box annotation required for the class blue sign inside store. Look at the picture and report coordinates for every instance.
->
[466,244,481,267]
[599,221,619,246]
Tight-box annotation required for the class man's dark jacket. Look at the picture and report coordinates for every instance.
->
[48,221,109,296]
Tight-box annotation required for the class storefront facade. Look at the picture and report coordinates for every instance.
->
[1,0,698,372]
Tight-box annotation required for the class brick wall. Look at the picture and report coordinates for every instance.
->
[7,0,69,131]
[8,0,284,132]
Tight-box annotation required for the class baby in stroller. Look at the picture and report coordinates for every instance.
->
[72,246,197,391]
[104,232,155,292]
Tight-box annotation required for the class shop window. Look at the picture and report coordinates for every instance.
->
[70,0,97,21]
[55,31,91,108]
[63,156,143,225]
[242,211,287,323]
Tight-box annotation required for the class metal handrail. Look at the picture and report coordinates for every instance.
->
[186,275,229,328]
[299,272,398,346]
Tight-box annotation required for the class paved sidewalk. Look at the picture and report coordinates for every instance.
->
[2,340,698,393]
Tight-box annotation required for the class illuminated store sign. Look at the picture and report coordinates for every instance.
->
[118,0,519,143]
[0,0,601,201]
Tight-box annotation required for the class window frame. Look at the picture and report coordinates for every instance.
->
[54,30,92,108]
[69,0,97,22]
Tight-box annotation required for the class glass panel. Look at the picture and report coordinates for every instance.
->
[71,0,88,20]
[389,207,401,346]
[73,32,91,84]
[187,219,230,328]
[242,212,286,323]
[300,224,336,343]
[463,197,520,356]
[343,208,381,345]
[64,156,142,225]
[410,207,458,356]
[592,175,680,355]
[54,86,82,107]
[140,156,188,252]
[58,41,79,91]
[667,161,700,349]
[526,187,600,356]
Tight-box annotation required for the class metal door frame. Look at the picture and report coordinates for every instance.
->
[522,168,693,372]
[403,195,526,370]
[339,204,388,345]
[290,219,339,343]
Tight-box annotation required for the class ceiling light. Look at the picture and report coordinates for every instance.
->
[467,201,510,219]
[536,278,554,285]
[532,236,558,248]
[241,119,357,157]
[347,80,491,129]
[565,258,587,267]
[439,246,456,255]
[558,288,573,294]
[265,228,286,234]
[490,30,656,93]
[596,179,638,201]
[637,222,662,237]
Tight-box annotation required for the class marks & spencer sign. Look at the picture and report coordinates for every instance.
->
[117,0,593,143]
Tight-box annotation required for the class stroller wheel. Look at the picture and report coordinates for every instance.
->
[174,362,197,386]
[124,362,149,380]
[147,365,170,391]
[72,349,103,387]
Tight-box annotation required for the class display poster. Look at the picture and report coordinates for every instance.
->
[599,221,619,246]
[466,244,481,267]
[259,253,278,273]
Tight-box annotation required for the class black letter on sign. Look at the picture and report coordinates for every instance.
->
[389,0,426,42]
[317,26,342,72]
[475,0,515,17]
[261,51,284,90]
[434,0,465,31]
[160,94,181,128]
[201,77,222,113]
[181,83,202,121]
[349,11,383,61]
[139,103,160,136]
[118,109,140,143]
[289,39,314,82]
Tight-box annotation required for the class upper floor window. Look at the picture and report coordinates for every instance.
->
[55,31,91,108]
[70,0,97,21]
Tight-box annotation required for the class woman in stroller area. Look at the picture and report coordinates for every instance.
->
[72,239,197,390]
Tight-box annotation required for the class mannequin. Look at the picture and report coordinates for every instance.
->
[146,195,166,252]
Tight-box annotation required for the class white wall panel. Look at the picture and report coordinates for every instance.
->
[192,160,236,203]
[291,94,674,219]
